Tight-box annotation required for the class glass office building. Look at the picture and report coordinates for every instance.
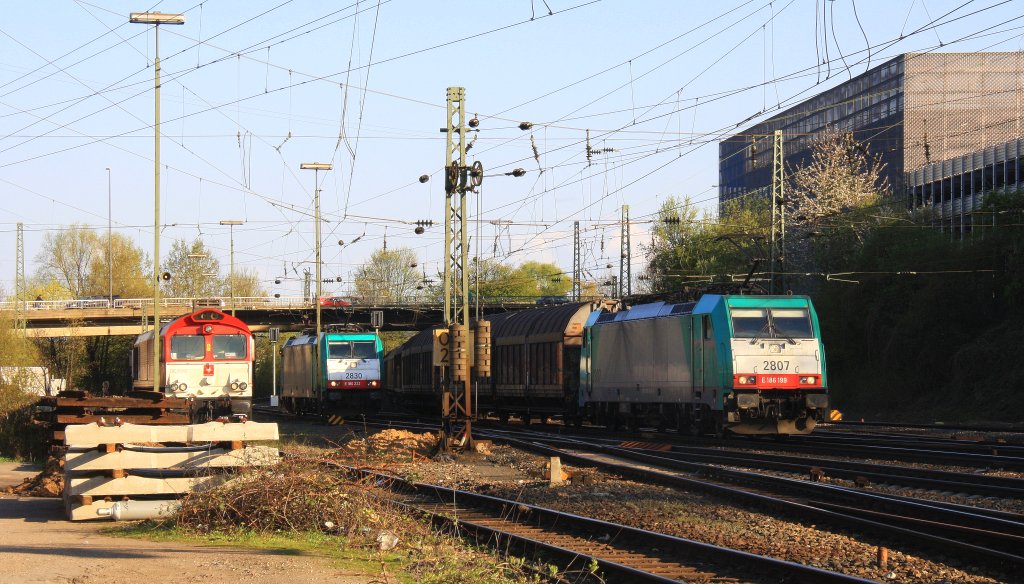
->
[719,52,1024,217]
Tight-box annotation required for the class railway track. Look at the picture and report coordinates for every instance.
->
[464,416,1024,471]
[830,420,1024,434]
[329,463,871,584]
[479,429,1024,568]
[264,410,1024,576]
[486,428,1024,499]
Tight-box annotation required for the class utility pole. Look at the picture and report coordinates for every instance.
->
[770,130,785,294]
[219,219,245,316]
[572,221,581,301]
[440,86,484,450]
[15,223,25,333]
[619,205,631,298]
[106,167,114,306]
[130,11,185,395]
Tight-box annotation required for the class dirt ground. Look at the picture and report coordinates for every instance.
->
[0,464,374,584]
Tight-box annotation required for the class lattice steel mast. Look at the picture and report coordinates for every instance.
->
[15,223,25,333]
[770,130,786,294]
[441,86,488,449]
[572,221,581,301]
[619,205,631,298]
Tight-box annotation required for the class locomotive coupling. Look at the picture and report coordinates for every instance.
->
[805,393,829,409]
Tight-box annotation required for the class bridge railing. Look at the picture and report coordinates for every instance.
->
[0,296,317,312]
[0,294,565,313]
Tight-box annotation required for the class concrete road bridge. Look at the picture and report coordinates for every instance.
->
[2,296,545,338]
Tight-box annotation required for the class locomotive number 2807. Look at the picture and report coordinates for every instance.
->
[762,360,790,371]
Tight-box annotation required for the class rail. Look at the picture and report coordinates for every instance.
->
[337,463,871,583]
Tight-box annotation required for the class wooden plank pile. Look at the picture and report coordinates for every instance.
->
[62,420,279,521]
[40,391,191,444]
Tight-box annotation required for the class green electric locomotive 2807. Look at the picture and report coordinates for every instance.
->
[386,294,828,436]
[581,294,828,435]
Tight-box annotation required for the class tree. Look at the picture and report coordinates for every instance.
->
[35,224,98,297]
[470,259,518,299]
[787,128,891,272]
[642,196,768,293]
[86,232,151,298]
[162,238,221,298]
[0,302,47,460]
[32,227,151,396]
[222,268,265,300]
[511,261,571,299]
[32,227,150,302]
[466,259,570,300]
[352,247,420,304]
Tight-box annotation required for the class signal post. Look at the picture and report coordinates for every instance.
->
[438,86,489,450]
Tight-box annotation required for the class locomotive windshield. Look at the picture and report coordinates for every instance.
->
[170,335,205,360]
[213,334,247,359]
[731,308,813,339]
[328,340,377,359]
[771,309,813,338]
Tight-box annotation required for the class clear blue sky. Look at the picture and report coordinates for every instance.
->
[1,0,1021,298]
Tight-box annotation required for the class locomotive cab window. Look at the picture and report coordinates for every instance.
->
[171,335,205,360]
[731,309,769,338]
[329,341,377,359]
[328,341,351,359]
[771,309,813,338]
[352,341,376,359]
[213,334,247,359]
[731,308,813,339]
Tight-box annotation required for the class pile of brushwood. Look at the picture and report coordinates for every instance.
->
[170,452,550,583]
[176,453,395,535]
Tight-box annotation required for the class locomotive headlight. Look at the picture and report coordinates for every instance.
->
[179,383,187,391]
[230,381,239,390]
[738,377,748,385]
[800,376,817,384]
[369,380,378,388]
[170,383,179,391]
[239,382,247,390]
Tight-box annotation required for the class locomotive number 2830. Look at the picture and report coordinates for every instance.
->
[762,360,790,371]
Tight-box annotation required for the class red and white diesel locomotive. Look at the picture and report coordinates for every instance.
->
[131,308,254,420]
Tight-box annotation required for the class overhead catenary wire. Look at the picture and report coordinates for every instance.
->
[3,1,1019,290]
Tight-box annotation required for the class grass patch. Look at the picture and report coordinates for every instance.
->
[101,453,546,584]
[105,522,410,578]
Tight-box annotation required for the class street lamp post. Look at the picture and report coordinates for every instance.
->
[105,167,112,306]
[130,11,184,395]
[219,220,244,315]
[299,162,332,346]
